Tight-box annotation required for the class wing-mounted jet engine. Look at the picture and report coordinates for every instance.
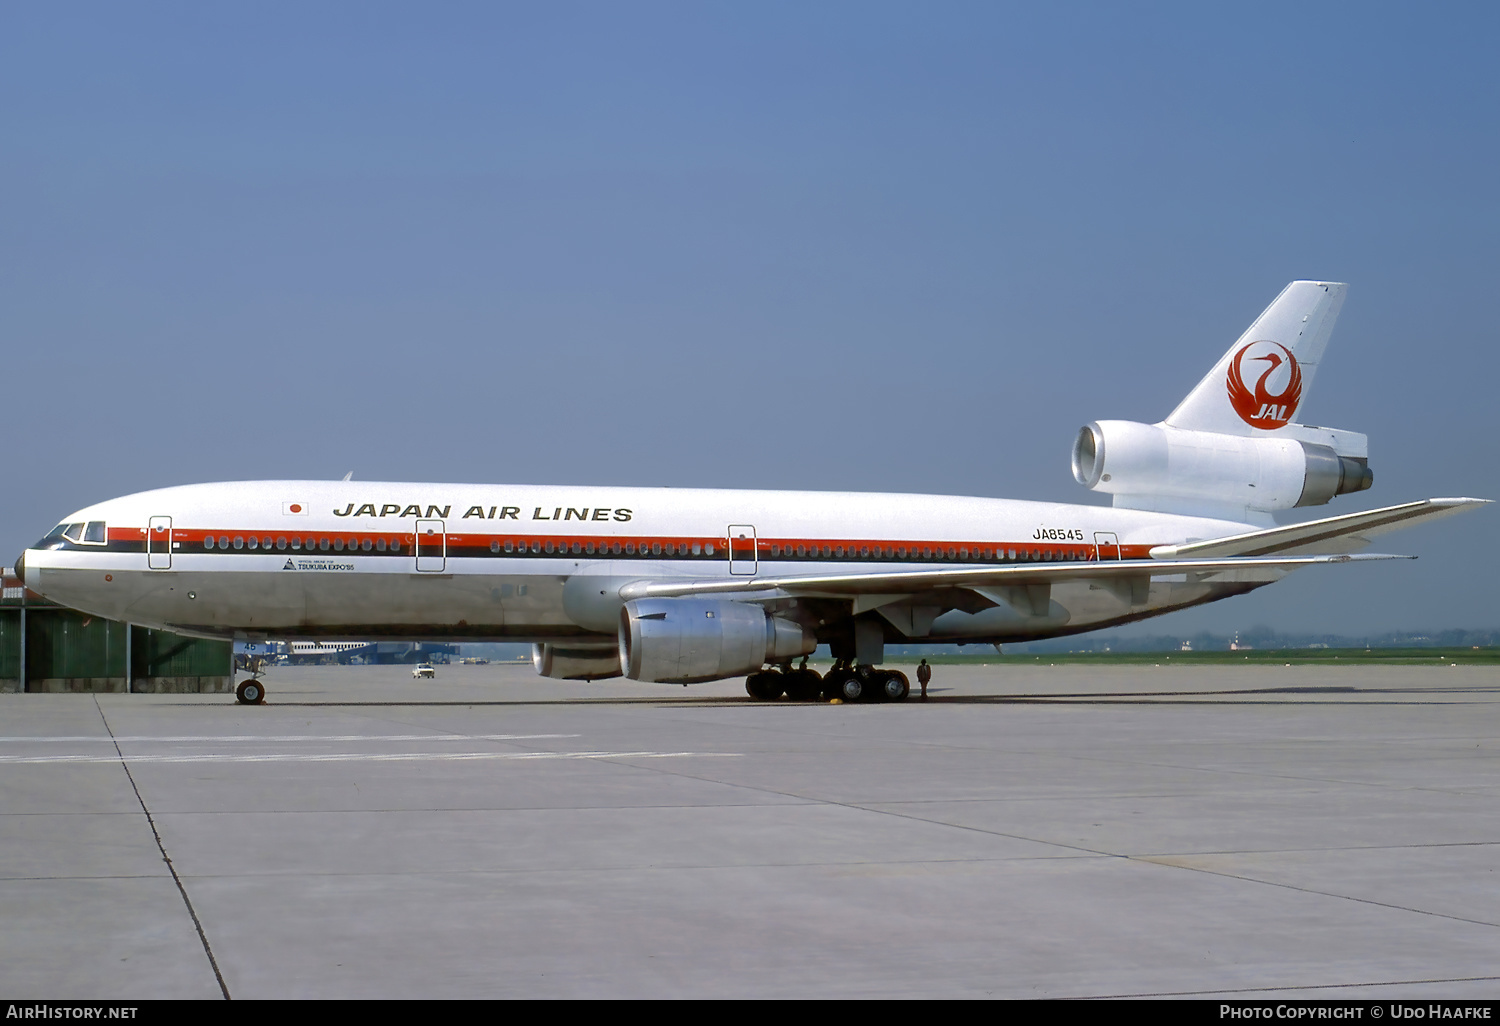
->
[619,598,817,684]
[532,643,623,681]
[1071,280,1371,522]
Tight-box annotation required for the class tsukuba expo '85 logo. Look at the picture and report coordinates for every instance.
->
[1226,340,1302,429]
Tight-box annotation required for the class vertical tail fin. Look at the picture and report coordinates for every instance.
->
[1165,281,1347,435]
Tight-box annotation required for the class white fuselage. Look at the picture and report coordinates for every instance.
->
[22,480,1269,645]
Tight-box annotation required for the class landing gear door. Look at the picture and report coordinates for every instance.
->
[147,516,172,570]
[1094,532,1120,561]
[728,525,757,576]
[415,519,446,572]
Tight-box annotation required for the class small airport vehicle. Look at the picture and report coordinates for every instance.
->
[16,281,1487,705]
[412,663,436,679]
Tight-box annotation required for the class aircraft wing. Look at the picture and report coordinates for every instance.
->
[617,552,1408,606]
[1147,497,1490,559]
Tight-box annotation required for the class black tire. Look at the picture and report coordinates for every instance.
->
[783,669,823,701]
[236,679,265,705]
[837,673,865,702]
[879,671,910,702]
[745,672,784,701]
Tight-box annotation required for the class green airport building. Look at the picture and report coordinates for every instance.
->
[1,569,231,693]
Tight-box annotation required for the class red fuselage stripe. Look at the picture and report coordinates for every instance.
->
[105,526,1155,560]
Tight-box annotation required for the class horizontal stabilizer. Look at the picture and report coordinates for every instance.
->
[1148,497,1490,559]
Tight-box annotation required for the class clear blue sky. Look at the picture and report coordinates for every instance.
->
[3,2,1496,634]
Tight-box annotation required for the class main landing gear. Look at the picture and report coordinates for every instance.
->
[745,659,910,703]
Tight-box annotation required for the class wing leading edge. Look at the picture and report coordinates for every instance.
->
[1147,497,1489,559]
[617,552,1410,603]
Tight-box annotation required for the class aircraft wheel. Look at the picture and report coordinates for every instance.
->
[836,673,865,702]
[236,679,265,705]
[879,671,910,702]
[783,669,823,701]
[745,672,785,701]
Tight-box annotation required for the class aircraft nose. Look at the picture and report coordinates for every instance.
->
[12,551,24,587]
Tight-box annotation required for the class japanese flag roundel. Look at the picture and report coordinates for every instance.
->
[282,502,309,516]
[1226,341,1303,429]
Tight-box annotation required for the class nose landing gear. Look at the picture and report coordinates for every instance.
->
[234,656,268,705]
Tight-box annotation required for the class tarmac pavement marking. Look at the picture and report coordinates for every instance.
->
[0,750,743,765]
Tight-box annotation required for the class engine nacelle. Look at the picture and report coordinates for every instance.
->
[532,644,623,681]
[618,598,818,684]
[1072,420,1372,514]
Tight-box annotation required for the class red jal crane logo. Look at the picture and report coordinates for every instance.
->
[1227,341,1302,429]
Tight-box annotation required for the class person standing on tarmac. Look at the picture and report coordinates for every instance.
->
[917,658,932,700]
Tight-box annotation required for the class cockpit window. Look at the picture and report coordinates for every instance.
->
[82,522,107,544]
[61,523,84,542]
[45,524,69,540]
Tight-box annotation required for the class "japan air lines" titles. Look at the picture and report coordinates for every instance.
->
[332,503,633,521]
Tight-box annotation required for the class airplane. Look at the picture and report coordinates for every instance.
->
[14,281,1487,705]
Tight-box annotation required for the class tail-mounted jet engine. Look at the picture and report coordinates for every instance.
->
[533,644,623,681]
[1072,420,1372,515]
[619,598,817,684]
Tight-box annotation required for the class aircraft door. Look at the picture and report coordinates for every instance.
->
[147,516,172,569]
[415,519,446,572]
[728,525,757,575]
[1094,532,1120,561]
